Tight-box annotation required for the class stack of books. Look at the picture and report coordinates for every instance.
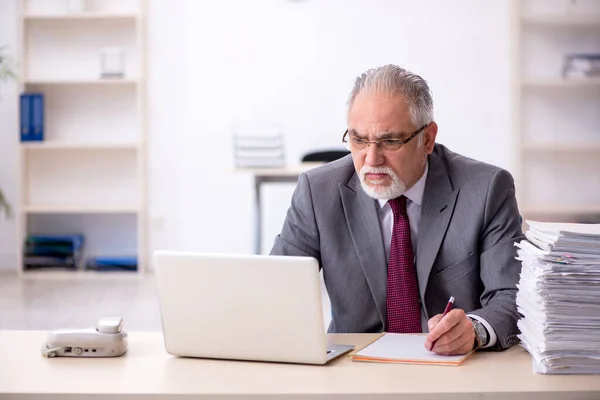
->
[563,54,600,79]
[24,234,84,270]
[515,220,600,374]
[86,256,137,272]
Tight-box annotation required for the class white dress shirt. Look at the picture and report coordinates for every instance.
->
[376,161,497,348]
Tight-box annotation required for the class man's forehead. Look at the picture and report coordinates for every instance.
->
[348,94,413,134]
[347,128,409,137]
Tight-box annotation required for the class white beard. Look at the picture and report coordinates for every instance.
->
[359,165,407,200]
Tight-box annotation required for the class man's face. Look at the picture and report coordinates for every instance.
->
[347,92,437,200]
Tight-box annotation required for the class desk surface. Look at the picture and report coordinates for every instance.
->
[1,331,600,399]
[235,162,324,177]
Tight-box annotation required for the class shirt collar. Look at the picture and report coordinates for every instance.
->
[377,160,429,209]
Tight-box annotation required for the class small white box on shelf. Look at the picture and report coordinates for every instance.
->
[66,0,87,13]
[100,47,125,78]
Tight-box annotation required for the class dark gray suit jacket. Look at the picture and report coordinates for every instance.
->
[271,143,523,349]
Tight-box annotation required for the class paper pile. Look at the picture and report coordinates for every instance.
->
[515,220,600,374]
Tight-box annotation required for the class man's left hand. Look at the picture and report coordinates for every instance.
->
[423,309,474,355]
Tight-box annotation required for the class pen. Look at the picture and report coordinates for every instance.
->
[429,296,455,351]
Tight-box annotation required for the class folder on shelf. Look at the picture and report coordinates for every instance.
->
[350,333,473,366]
[19,94,30,141]
[19,93,44,142]
[24,234,84,270]
[86,256,138,272]
[26,234,84,250]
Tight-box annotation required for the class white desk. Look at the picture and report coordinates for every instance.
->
[238,163,323,254]
[2,331,600,399]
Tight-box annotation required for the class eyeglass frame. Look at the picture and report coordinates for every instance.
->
[342,123,429,151]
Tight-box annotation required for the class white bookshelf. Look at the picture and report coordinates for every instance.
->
[522,76,600,87]
[513,0,600,223]
[24,12,137,21]
[24,79,138,85]
[22,142,139,150]
[16,0,146,274]
[521,204,600,216]
[23,205,140,214]
[521,14,600,26]
[521,142,600,152]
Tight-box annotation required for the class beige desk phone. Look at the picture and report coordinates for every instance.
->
[41,317,128,358]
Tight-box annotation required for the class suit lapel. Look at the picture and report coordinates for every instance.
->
[416,152,459,304]
[339,175,387,327]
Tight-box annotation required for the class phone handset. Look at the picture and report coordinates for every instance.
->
[41,317,128,358]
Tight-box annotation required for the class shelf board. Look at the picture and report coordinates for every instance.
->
[24,79,138,86]
[21,142,139,150]
[24,13,138,21]
[521,77,600,88]
[21,270,140,279]
[522,205,600,216]
[23,205,140,214]
[521,14,600,26]
[521,143,600,152]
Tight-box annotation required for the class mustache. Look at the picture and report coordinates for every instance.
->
[359,166,395,178]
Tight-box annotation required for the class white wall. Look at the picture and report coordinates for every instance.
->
[0,0,514,269]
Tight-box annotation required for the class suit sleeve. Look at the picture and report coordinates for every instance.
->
[469,168,524,350]
[270,173,321,263]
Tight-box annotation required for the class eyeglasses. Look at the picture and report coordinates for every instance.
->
[342,124,429,151]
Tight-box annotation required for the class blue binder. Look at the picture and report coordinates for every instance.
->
[19,94,30,141]
[20,93,44,142]
[86,256,138,272]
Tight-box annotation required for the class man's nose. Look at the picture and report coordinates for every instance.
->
[364,143,385,166]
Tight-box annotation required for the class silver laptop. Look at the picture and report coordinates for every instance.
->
[153,251,353,365]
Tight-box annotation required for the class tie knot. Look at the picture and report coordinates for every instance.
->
[389,196,407,216]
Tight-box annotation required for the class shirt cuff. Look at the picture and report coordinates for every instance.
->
[467,313,497,348]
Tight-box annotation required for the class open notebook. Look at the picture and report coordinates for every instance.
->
[351,333,473,366]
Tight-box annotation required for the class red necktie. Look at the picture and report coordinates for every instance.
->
[386,196,422,333]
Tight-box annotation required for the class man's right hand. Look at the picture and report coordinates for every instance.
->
[424,308,474,356]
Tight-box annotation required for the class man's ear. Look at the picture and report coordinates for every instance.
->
[424,122,438,154]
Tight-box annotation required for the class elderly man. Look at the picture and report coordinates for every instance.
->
[271,65,523,355]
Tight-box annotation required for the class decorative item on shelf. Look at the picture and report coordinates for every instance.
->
[66,0,87,13]
[19,93,44,142]
[0,45,16,219]
[232,121,285,168]
[24,234,84,270]
[0,189,12,220]
[85,256,137,272]
[563,53,600,79]
[0,45,17,94]
[100,47,126,79]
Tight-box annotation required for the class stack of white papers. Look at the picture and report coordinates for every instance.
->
[515,220,600,374]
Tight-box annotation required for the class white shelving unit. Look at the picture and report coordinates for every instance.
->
[512,0,600,224]
[16,0,146,274]
[24,12,138,20]
[23,79,139,85]
[521,76,600,87]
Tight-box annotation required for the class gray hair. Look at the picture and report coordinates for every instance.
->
[347,65,434,128]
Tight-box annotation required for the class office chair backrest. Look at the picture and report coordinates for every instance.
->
[302,150,350,163]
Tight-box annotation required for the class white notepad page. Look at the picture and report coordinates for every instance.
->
[355,333,467,363]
